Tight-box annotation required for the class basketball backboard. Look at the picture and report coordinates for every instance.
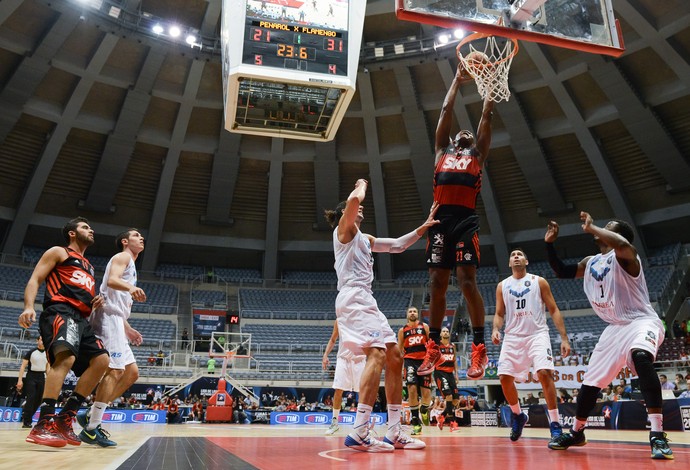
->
[396,0,624,57]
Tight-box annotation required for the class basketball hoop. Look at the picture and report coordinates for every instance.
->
[456,28,518,103]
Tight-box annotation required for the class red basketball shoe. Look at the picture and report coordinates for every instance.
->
[466,343,488,380]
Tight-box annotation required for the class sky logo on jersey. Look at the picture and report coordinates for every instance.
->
[305,414,329,424]
[103,412,126,422]
[274,413,299,424]
[133,412,160,423]
[339,414,355,425]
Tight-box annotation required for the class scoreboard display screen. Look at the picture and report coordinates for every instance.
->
[242,0,349,76]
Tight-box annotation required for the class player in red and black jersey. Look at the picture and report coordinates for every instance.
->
[397,307,432,434]
[18,217,109,448]
[420,62,494,381]
[434,327,460,432]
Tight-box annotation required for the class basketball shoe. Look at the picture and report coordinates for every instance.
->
[345,428,394,453]
[437,414,445,430]
[25,417,67,447]
[466,343,488,380]
[54,410,81,445]
[549,421,563,444]
[509,412,528,442]
[420,408,430,426]
[325,417,339,435]
[76,408,90,429]
[80,425,117,447]
[383,424,426,450]
[649,432,674,460]
[449,420,459,432]
[417,340,442,376]
[548,429,587,450]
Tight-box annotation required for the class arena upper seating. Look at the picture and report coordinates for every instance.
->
[191,289,227,308]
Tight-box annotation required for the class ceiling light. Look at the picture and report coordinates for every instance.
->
[152,24,164,34]
[437,34,450,44]
[169,26,181,38]
[453,29,464,39]
[186,34,197,45]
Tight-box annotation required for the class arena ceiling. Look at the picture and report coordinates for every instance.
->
[0,0,689,278]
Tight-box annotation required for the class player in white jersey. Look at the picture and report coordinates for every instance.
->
[76,228,146,447]
[492,249,570,445]
[544,212,673,460]
[323,178,437,453]
[322,320,366,435]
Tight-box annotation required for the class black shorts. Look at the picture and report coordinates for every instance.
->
[426,214,480,269]
[434,370,459,398]
[39,304,108,377]
[404,358,432,389]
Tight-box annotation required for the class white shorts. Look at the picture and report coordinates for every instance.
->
[335,286,396,355]
[497,330,555,382]
[89,309,136,370]
[332,348,366,392]
[582,318,664,389]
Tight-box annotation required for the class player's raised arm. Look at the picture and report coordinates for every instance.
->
[370,202,439,253]
[435,64,473,161]
[337,179,367,244]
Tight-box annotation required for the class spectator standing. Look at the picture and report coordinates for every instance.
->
[17,336,49,428]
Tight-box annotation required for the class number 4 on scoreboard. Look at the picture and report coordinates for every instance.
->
[328,64,336,74]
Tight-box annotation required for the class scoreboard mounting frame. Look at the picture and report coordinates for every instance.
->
[222,0,366,141]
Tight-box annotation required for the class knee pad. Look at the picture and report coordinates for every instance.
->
[632,349,662,409]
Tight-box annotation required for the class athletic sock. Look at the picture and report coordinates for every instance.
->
[87,402,107,430]
[62,392,86,414]
[353,403,373,438]
[472,327,485,346]
[648,413,663,433]
[332,407,340,422]
[548,408,560,423]
[573,418,587,432]
[387,404,402,429]
[509,403,521,415]
[420,404,429,416]
[38,398,57,422]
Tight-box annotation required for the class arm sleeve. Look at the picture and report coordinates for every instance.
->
[545,242,578,279]
[371,230,421,254]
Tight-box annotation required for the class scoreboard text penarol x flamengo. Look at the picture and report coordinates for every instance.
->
[222,0,365,141]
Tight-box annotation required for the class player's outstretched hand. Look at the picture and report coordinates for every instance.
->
[544,220,559,243]
[560,340,571,358]
[92,294,105,310]
[456,62,473,82]
[322,355,330,371]
[130,287,147,302]
[580,211,594,233]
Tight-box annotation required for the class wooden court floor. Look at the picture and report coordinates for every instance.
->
[0,422,687,470]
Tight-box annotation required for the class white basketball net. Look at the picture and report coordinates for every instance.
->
[458,36,517,103]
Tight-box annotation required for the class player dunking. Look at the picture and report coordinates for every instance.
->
[324,178,435,452]
[419,62,494,379]
[492,248,570,445]
[76,228,146,446]
[434,327,460,432]
[322,320,366,435]
[545,213,673,459]
[18,217,110,447]
[398,307,432,434]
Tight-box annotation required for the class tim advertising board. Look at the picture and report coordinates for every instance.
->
[2,407,166,424]
[270,412,387,425]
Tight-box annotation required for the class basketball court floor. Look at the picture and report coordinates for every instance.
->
[0,422,687,469]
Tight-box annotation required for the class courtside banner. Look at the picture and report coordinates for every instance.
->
[270,411,387,425]
[515,365,638,390]
[1,407,166,424]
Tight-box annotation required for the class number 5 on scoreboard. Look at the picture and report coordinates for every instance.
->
[255,55,263,65]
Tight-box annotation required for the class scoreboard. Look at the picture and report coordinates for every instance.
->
[221,0,365,141]
[243,20,348,76]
